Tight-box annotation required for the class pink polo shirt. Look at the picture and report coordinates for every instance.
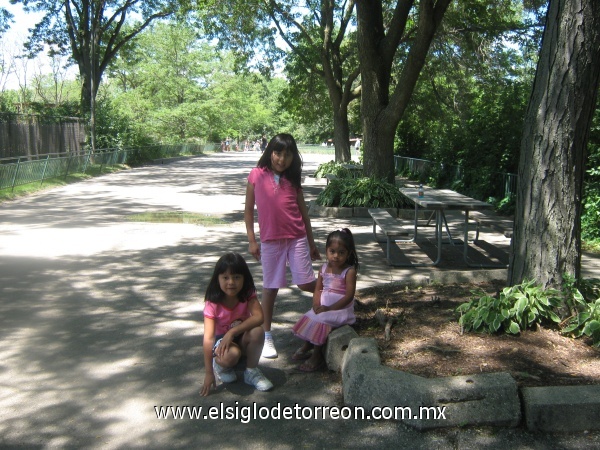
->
[203,292,257,336]
[248,167,306,241]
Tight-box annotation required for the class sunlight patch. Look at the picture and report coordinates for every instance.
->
[126,211,228,225]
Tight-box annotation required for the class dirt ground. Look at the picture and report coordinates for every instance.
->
[353,281,600,388]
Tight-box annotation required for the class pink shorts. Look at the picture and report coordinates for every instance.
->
[260,237,316,289]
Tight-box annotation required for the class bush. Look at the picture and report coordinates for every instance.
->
[562,299,600,347]
[314,160,359,179]
[316,177,410,208]
[457,280,562,335]
[561,277,600,347]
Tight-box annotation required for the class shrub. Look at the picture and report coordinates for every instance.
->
[313,160,358,179]
[316,177,410,208]
[561,277,600,347]
[561,299,600,347]
[457,280,562,335]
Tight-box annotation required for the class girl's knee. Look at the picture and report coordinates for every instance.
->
[246,326,265,342]
[217,346,242,367]
[241,326,264,348]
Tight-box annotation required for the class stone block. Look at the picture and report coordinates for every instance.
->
[309,203,353,218]
[342,338,521,430]
[522,385,600,432]
[325,325,358,372]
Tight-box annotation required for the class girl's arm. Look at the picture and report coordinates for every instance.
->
[312,271,324,312]
[216,296,264,355]
[201,317,217,396]
[315,267,357,313]
[297,189,321,261]
[244,182,260,261]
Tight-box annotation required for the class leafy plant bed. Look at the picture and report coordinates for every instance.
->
[354,281,600,388]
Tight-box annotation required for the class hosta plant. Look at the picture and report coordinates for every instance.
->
[457,280,562,335]
[316,177,409,208]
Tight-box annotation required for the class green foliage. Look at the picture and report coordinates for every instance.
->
[94,93,154,150]
[487,194,516,216]
[313,161,354,179]
[395,0,539,200]
[457,280,562,335]
[582,132,600,244]
[316,177,410,208]
[561,277,600,347]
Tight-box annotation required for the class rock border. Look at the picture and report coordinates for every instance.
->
[326,326,600,432]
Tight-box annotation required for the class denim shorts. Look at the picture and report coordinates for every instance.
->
[212,334,242,357]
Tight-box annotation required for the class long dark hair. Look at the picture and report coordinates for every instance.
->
[204,253,256,303]
[326,228,359,271]
[257,133,303,188]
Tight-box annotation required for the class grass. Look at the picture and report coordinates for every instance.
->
[0,164,128,203]
[125,211,228,226]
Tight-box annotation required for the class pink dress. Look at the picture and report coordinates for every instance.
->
[292,263,356,345]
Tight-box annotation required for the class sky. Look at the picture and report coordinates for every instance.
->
[2,2,77,90]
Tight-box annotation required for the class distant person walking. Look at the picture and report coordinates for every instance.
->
[244,133,321,359]
[260,135,268,153]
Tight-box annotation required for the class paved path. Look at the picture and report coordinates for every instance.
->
[0,151,598,448]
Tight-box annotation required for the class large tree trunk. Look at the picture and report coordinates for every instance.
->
[361,82,397,181]
[356,0,450,184]
[508,0,600,289]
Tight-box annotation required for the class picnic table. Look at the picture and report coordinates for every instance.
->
[341,164,363,178]
[394,186,506,267]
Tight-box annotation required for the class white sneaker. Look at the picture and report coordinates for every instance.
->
[261,334,278,359]
[244,367,274,391]
[213,359,237,383]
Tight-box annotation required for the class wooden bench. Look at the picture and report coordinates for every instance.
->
[368,208,410,263]
[466,211,514,240]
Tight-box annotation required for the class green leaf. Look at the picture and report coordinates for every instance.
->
[515,297,527,316]
[492,316,503,332]
[508,321,520,334]
[547,311,561,323]
[562,322,579,333]
[586,320,600,332]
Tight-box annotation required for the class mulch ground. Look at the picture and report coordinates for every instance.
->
[353,281,600,388]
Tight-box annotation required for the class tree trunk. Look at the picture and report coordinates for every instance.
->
[333,105,352,162]
[356,0,450,183]
[508,0,600,289]
[361,93,397,182]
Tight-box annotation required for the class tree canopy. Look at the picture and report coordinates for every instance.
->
[11,0,190,147]
[198,0,361,161]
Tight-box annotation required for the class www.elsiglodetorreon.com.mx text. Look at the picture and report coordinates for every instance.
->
[155,402,447,423]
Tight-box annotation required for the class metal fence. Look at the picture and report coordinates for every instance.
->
[0,143,214,191]
[394,156,517,198]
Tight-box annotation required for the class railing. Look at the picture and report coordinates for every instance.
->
[394,156,517,198]
[0,143,213,191]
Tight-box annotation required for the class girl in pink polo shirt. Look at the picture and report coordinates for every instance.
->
[201,253,273,396]
[244,133,321,359]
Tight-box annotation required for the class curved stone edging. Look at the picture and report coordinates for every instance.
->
[325,326,600,432]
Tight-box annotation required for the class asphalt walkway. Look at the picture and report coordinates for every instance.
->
[1,151,598,448]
